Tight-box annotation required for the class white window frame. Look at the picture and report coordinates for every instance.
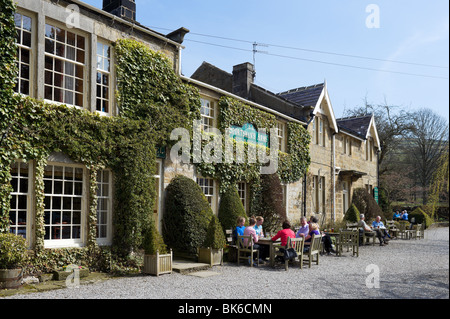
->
[44,21,86,109]
[197,176,217,214]
[95,40,112,115]
[153,159,163,233]
[200,98,217,131]
[276,121,286,152]
[237,182,247,212]
[14,11,33,97]
[9,161,32,242]
[43,163,86,248]
[96,169,112,246]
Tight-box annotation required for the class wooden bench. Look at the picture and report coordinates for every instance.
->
[346,222,375,246]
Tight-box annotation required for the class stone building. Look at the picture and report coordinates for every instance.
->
[190,61,380,224]
[8,0,380,251]
[10,0,187,248]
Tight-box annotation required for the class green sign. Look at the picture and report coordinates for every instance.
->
[229,123,268,148]
[156,146,166,159]
[373,187,379,204]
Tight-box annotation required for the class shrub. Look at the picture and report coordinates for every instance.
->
[253,174,286,233]
[162,175,214,255]
[410,207,434,228]
[143,225,168,255]
[344,204,360,223]
[352,188,384,222]
[203,215,226,250]
[218,186,247,233]
[0,233,28,269]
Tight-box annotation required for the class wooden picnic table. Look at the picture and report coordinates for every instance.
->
[257,237,281,267]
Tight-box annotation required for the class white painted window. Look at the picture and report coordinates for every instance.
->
[197,176,216,213]
[96,169,111,244]
[44,23,85,108]
[14,12,32,96]
[276,121,286,152]
[10,161,30,239]
[96,41,111,114]
[200,98,216,131]
[237,182,247,211]
[43,164,84,247]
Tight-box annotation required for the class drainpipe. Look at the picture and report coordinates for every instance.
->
[303,111,316,217]
[332,132,337,223]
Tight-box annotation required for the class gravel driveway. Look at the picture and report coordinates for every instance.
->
[4,227,449,300]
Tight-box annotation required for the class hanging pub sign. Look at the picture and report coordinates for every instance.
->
[228,123,269,148]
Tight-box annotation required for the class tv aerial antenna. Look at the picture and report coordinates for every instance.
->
[252,42,269,80]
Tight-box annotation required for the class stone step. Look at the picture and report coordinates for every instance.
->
[172,260,211,275]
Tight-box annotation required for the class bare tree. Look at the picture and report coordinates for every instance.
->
[405,108,449,205]
[344,97,410,175]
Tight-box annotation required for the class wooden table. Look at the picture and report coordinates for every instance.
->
[257,238,281,267]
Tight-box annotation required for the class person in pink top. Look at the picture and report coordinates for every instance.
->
[271,220,295,246]
[243,217,259,247]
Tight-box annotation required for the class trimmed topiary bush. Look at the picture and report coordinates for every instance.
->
[162,175,214,255]
[218,186,247,233]
[203,215,226,249]
[352,188,384,222]
[344,204,361,223]
[409,207,434,229]
[143,224,168,255]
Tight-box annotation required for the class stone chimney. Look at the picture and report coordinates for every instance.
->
[103,0,136,21]
[232,62,255,99]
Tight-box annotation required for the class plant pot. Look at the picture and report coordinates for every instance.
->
[0,268,23,290]
[198,247,223,267]
[143,250,173,276]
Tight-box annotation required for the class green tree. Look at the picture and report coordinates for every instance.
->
[218,186,247,232]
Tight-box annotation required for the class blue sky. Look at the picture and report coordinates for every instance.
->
[82,0,449,122]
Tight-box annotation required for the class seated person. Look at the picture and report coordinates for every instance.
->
[359,214,386,246]
[272,220,296,247]
[232,217,246,243]
[243,217,266,264]
[296,217,309,239]
[372,215,390,240]
[304,222,320,252]
[254,216,264,237]
[401,210,409,221]
[393,211,401,221]
[272,220,296,262]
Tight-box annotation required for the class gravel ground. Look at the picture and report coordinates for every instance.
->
[4,227,449,300]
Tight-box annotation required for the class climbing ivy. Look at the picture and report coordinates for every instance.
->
[196,96,311,198]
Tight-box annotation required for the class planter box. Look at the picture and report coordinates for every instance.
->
[0,268,23,290]
[198,247,223,267]
[53,268,89,281]
[143,250,173,277]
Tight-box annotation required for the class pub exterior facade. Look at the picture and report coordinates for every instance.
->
[2,0,380,254]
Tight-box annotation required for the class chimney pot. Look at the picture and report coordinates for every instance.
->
[103,0,136,21]
[232,62,255,99]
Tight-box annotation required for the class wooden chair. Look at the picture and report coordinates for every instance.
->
[237,235,259,267]
[225,229,238,262]
[412,224,424,240]
[290,237,305,270]
[274,237,305,271]
[337,230,359,257]
[398,221,413,240]
[386,220,399,239]
[304,234,321,268]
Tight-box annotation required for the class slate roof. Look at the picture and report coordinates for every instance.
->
[336,115,373,139]
[277,83,325,107]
